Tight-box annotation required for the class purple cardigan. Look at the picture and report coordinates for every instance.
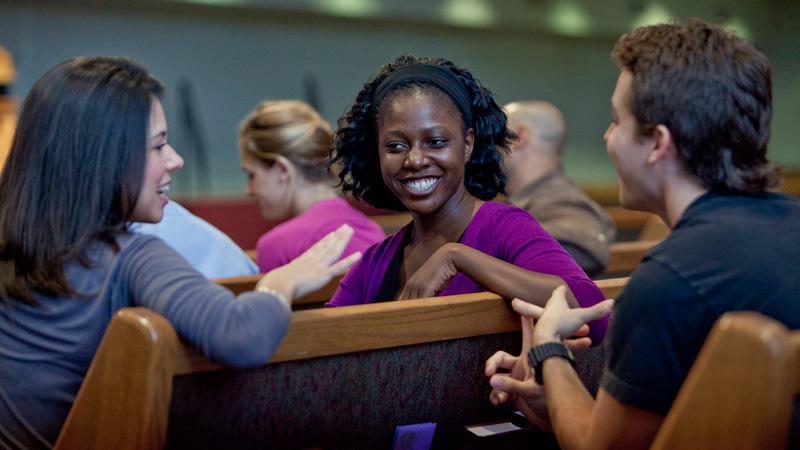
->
[327,201,608,344]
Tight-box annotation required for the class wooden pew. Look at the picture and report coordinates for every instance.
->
[594,276,628,301]
[636,214,670,241]
[599,239,661,277]
[212,273,344,308]
[54,287,625,450]
[651,311,800,450]
[603,206,659,241]
[214,273,628,310]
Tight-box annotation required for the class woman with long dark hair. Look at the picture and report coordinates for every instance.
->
[0,57,358,449]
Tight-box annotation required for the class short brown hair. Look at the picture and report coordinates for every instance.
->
[612,19,778,193]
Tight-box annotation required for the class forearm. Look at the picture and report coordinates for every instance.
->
[449,244,579,308]
[541,357,596,450]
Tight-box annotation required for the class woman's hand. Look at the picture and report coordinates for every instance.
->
[257,225,362,301]
[397,243,459,300]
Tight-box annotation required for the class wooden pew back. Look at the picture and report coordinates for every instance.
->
[651,311,800,450]
[55,285,625,450]
[54,308,177,450]
[601,239,660,276]
[211,273,344,308]
[213,273,629,309]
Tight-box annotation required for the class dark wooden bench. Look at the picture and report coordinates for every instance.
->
[212,273,344,309]
[53,287,622,450]
[600,239,661,277]
[213,274,629,310]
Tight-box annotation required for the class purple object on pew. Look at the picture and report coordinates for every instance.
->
[392,422,437,450]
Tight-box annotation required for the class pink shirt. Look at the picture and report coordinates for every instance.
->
[255,197,386,273]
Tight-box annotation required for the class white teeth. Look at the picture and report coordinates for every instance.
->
[161,184,170,192]
[406,178,437,191]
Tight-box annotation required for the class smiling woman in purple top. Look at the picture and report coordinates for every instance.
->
[325,55,608,345]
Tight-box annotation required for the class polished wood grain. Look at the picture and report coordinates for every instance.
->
[603,239,661,275]
[55,278,628,449]
[651,311,799,450]
[211,273,344,305]
[54,308,177,450]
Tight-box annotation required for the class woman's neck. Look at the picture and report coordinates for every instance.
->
[290,180,340,216]
[410,192,483,245]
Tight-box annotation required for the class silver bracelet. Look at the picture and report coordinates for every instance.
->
[256,287,292,317]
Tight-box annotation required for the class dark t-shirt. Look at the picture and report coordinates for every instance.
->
[601,191,800,414]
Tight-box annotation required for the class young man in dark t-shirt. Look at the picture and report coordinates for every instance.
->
[485,19,800,450]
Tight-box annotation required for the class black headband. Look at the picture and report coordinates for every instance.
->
[371,63,473,128]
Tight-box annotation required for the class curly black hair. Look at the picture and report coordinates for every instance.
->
[330,55,515,211]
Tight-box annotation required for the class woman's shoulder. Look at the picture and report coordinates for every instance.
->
[311,197,377,221]
[359,223,408,262]
[116,231,169,254]
[304,197,385,238]
[110,232,186,270]
[463,201,548,250]
[472,201,538,226]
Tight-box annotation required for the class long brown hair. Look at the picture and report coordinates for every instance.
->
[0,57,164,305]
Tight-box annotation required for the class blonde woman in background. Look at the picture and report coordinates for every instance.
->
[239,100,385,273]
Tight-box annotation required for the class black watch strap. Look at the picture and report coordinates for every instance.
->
[528,342,576,385]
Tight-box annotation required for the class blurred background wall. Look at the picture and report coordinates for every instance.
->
[1,0,797,197]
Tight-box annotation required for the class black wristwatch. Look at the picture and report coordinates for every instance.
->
[528,342,576,385]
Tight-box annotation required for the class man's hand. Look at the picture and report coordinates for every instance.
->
[486,287,613,431]
[513,286,613,346]
[485,312,553,431]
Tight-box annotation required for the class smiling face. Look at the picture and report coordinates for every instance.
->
[376,88,474,217]
[131,98,184,223]
[604,70,659,211]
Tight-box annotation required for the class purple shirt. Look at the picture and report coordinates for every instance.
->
[256,197,386,273]
[327,201,608,344]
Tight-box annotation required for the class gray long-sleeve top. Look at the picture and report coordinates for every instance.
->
[0,233,288,449]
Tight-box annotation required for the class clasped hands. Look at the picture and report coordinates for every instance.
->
[484,285,614,431]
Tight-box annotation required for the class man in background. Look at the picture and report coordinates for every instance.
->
[503,101,615,276]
